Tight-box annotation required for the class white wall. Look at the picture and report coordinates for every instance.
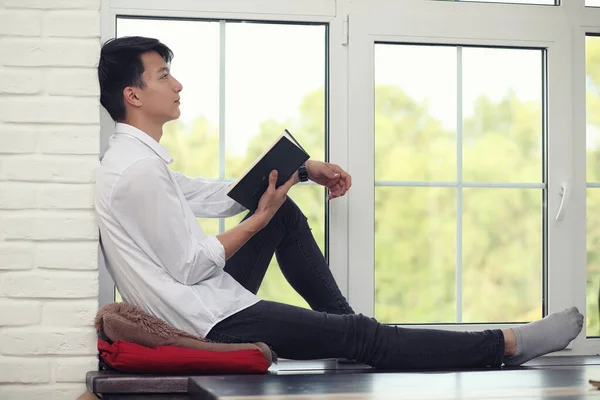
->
[0,0,101,397]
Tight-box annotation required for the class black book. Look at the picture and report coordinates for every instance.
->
[227,129,310,210]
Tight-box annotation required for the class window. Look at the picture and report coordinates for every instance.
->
[374,44,544,324]
[113,17,328,307]
[101,0,600,356]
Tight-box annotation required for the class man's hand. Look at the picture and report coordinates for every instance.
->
[255,170,295,226]
[217,170,294,260]
[306,160,352,200]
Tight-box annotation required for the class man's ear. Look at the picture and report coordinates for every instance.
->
[123,87,141,107]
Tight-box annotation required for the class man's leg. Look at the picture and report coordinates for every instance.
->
[224,196,353,315]
[206,301,583,370]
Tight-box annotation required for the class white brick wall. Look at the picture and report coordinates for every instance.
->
[0,0,101,398]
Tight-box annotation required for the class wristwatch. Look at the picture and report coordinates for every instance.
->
[298,163,309,182]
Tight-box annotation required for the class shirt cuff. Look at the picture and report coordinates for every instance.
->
[203,235,226,268]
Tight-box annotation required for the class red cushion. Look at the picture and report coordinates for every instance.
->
[98,339,269,374]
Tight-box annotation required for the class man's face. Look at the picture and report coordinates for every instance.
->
[133,51,183,124]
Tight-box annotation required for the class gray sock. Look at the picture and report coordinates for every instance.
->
[504,307,583,366]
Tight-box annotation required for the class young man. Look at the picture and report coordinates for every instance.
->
[95,36,583,369]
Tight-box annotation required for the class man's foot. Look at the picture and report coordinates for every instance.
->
[503,307,584,366]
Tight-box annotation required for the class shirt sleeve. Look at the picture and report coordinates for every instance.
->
[172,171,247,218]
[110,157,226,285]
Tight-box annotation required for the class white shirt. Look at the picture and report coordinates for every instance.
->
[94,123,260,337]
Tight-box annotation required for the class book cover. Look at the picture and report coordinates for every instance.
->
[227,129,310,210]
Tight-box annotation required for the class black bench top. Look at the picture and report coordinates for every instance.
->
[188,363,600,399]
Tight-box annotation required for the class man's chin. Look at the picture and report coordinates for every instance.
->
[163,113,181,123]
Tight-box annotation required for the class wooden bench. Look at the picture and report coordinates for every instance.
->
[86,370,190,399]
[87,356,600,399]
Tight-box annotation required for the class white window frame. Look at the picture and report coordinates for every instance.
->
[345,0,596,355]
[99,0,600,356]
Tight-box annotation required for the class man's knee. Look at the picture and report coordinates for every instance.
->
[276,196,308,228]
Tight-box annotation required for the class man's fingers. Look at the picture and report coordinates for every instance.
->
[337,175,351,193]
[284,174,296,190]
[268,170,278,190]
[328,179,350,200]
[277,174,296,194]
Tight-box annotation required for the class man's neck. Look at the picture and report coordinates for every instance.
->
[121,117,163,143]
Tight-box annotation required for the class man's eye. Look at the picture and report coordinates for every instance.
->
[162,74,169,79]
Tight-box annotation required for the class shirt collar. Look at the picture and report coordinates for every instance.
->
[115,123,174,164]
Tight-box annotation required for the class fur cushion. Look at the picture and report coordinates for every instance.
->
[95,302,275,366]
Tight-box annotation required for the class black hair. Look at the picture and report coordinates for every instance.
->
[98,36,174,121]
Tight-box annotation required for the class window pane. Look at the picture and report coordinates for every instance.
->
[222,185,324,310]
[117,18,221,178]
[374,187,456,323]
[587,0,600,7]
[225,23,326,178]
[587,35,600,337]
[223,22,326,308]
[588,37,600,184]
[374,44,456,181]
[114,19,328,308]
[462,188,542,323]
[587,189,600,337]
[374,42,545,325]
[114,18,222,302]
[267,186,324,309]
[462,48,543,183]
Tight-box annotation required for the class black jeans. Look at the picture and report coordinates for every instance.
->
[206,197,505,369]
